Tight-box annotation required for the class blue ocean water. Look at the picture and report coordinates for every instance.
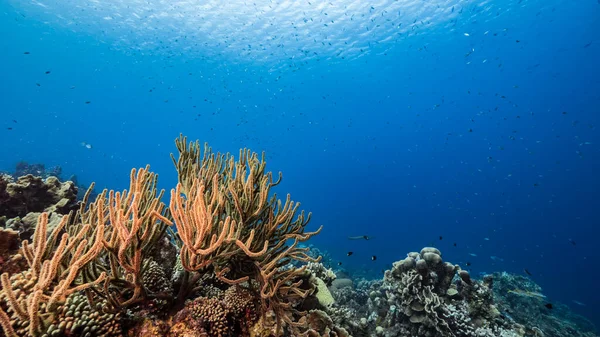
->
[1,0,599,328]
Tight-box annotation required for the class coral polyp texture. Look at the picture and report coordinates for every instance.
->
[0,135,597,337]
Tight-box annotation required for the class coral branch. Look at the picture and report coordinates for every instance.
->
[0,307,17,337]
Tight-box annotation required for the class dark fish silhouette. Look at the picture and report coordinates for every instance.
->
[524,269,532,276]
[347,252,353,256]
[371,255,377,261]
[348,235,371,240]
[545,303,553,309]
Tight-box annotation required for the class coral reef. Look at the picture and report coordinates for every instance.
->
[323,248,598,337]
[1,137,597,337]
[490,272,598,337]
[13,162,62,180]
[326,247,523,337]
[0,135,322,337]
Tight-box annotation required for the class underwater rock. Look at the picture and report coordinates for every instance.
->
[305,309,350,337]
[0,174,78,220]
[331,278,354,291]
[491,272,598,337]
[458,269,472,285]
[4,211,64,241]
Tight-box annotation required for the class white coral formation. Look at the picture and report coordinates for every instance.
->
[307,261,337,285]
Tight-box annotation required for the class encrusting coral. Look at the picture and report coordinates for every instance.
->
[0,134,323,337]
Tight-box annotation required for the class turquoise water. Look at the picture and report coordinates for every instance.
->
[1,0,599,326]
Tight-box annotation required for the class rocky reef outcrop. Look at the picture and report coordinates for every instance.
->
[327,247,524,337]
[323,247,598,337]
[0,174,79,276]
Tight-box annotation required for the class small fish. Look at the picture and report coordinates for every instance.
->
[568,238,576,246]
[544,303,553,309]
[464,33,470,36]
[7,127,13,130]
[347,252,353,256]
[572,300,585,306]
[371,255,377,261]
[337,262,342,266]
[23,51,30,54]
[85,101,91,104]
[508,289,546,299]
[484,237,490,241]
[12,120,17,123]
[524,269,532,276]
[583,41,593,48]
[465,262,472,266]
[81,142,93,149]
[45,70,51,74]
[348,235,371,240]
[469,253,477,257]
[439,236,443,240]
[453,242,457,247]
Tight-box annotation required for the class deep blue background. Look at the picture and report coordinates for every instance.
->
[1,0,599,327]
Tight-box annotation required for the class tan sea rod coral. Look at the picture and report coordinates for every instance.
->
[0,135,323,337]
